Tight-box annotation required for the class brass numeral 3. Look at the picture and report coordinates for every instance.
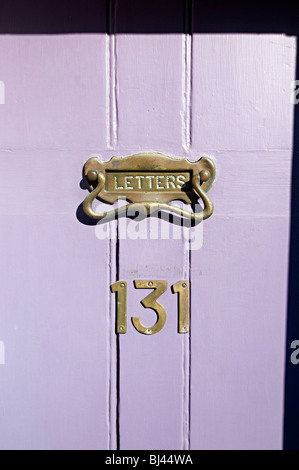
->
[132,280,168,335]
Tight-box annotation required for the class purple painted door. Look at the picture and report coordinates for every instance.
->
[0,2,296,450]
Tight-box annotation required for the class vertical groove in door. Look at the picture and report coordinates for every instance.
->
[107,225,121,450]
[107,0,118,149]
[115,225,121,451]
[188,247,192,449]
[107,229,116,450]
[106,0,119,450]
[181,0,194,450]
[182,245,191,449]
[182,0,193,151]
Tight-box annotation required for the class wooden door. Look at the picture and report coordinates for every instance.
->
[0,1,296,450]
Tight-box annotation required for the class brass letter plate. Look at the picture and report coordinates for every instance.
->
[83,152,215,223]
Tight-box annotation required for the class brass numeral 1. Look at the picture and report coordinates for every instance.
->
[110,281,127,334]
[172,280,190,334]
[111,280,190,335]
[132,280,168,335]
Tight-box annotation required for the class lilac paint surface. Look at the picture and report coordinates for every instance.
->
[189,34,296,450]
[0,36,110,450]
[0,23,296,452]
[115,33,189,450]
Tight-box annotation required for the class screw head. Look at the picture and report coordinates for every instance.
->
[200,170,211,182]
[86,169,98,182]
[120,282,125,288]
[182,283,187,288]
[148,281,153,287]
[119,326,124,332]
[145,329,152,335]
[181,326,186,332]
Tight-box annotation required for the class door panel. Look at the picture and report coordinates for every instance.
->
[0,35,110,450]
[115,32,188,450]
[190,34,296,450]
[0,35,107,150]
[116,35,184,151]
[119,237,188,450]
[191,34,295,151]
[190,216,290,450]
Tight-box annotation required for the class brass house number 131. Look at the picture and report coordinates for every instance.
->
[111,280,189,335]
